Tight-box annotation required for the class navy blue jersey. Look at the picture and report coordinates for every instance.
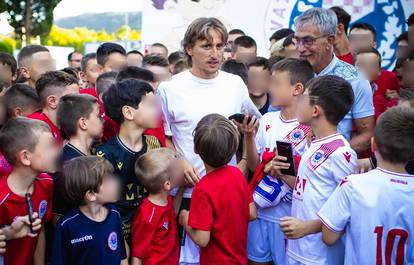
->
[53,143,87,217]
[96,134,161,241]
[51,204,126,265]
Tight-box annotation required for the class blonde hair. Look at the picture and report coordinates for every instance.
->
[134,148,175,193]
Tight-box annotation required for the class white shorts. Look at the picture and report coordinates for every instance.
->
[179,232,200,265]
[247,218,287,264]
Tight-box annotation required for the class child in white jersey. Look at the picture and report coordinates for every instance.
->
[241,58,314,265]
[318,107,414,264]
[277,75,358,265]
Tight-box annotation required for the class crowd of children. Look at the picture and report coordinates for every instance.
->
[0,6,413,265]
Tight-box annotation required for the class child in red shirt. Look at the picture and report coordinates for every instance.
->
[0,117,60,265]
[131,148,184,265]
[179,114,256,265]
[28,71,80,145]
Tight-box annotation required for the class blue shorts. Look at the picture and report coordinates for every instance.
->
[247,218,287,264]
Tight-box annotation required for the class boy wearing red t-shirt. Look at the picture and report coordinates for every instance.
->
[179,114,256,265]
[28,71,80,145]
[0,117,60,265]
[131,148,184,265]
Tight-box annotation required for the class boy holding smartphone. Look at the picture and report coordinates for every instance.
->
[240,58,314,265]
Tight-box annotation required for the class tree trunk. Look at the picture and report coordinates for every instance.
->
[24,0,32,43]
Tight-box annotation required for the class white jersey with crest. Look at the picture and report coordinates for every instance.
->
[254,111,310,223]
[318,168,414,265]
[287,133,358,265]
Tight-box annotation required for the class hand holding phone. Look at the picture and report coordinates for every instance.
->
[229,113,252,124]
[276,141,296,177]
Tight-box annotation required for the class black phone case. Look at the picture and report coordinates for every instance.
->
[276,141,296,176]
[229,113,252,124]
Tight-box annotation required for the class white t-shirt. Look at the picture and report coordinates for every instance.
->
[158,70,261,198]
[318,168,414,265]
[254,111,310,223]
[287,133,358,265]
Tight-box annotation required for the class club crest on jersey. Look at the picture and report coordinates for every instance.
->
[290,129,305,142]
[107,232,118,251]
[311,150,325,167]
[38,200,48,219]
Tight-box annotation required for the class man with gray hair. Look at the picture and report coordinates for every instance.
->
[279,8,375,265]
[293,7,374,152]
[158,17,261,264]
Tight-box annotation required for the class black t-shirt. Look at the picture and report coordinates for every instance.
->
[96,134,161,241]
[53,143,87,217]
[258,94,270,116]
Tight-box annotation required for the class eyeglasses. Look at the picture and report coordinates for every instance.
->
[292,34,332,48]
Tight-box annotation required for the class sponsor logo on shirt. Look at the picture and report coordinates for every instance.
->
[117,162,123,170]
[343,152,352,163]
[108,232,118,251]
[265,124,271,132]
[71,235,93,244]
[38,200,48,219]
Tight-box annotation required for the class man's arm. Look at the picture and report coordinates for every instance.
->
[350,116,375,152]
[166,136,200,186]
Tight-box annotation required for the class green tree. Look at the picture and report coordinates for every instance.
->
[0,0,61,43]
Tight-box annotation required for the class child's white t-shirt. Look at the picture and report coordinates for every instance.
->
[318,168,414,265]
[287,133,358,265]
[254,111,310,223]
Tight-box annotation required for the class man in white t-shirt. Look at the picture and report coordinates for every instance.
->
[276,75,358,265]
[158,17,261,264]
[318,107,414,265]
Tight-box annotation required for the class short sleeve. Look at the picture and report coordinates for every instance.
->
[131,213,156,259]
[330,149,358,184]
[51,223,67,265]
[188,187,213,231]
[318,177,352,232]
[351,78,374,119]
[157,85,172,136]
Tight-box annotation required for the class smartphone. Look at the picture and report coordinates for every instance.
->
[229,113,252,124]
[25,193,34,234]
[276,141,296,176]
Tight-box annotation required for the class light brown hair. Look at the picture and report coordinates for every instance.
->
[194,113,239,168]
[0,117,50,165]
[182,17,228,65]
[374,107,414,163]
[62,156,114,205]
